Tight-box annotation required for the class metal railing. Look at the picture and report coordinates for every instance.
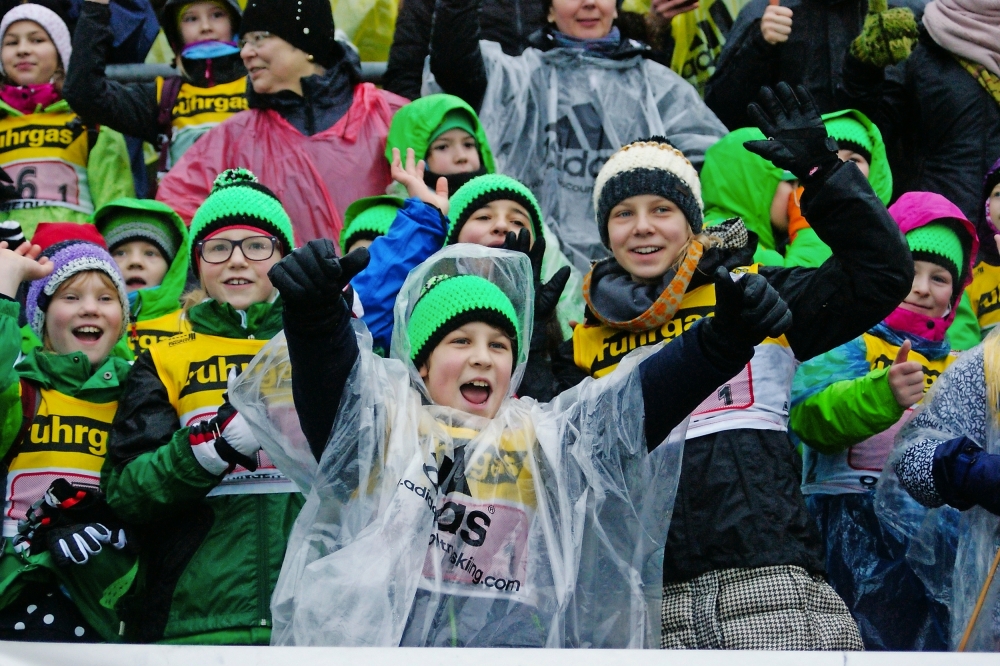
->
[105,61,388,84]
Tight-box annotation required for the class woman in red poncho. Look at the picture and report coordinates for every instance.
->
[156,0,407,246]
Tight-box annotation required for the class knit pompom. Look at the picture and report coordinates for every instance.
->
[212,168,259,191]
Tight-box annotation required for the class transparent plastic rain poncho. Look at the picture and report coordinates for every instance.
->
[875,337,1000,651]
[423,42,728,272]
[230,245,686,647]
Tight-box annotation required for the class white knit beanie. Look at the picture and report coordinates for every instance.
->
[592,138,704,246]
[0,4,72,75]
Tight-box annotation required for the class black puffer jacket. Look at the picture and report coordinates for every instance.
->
[838,31,1000,229]
[383,0,547,101]
[704,0,926,130]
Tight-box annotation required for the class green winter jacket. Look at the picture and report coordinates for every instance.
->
[92,198,190,325]
[0,297,134,642]
[0,99,134,239]
[103,297,302,645]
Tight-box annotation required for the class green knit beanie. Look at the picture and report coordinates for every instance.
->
[906,223,965,287]
[98,207,182,264]
[189,169,296,273]
[407,274,521,366]
[428,109,479,149]
[340,195,404,254]
[825,116,873,163]
[447,174,543,245]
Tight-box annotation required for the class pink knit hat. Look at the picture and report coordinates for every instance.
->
[0,4,72,74]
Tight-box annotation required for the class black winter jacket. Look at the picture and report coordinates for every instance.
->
[63,2,247,145]
[837,32,1000,229]
[704,0,925,130]
[554,162,914,582]
[383,0,547,101]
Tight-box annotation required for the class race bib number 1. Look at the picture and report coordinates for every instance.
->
[693,364,755,415]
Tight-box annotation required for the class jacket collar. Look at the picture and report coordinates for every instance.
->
[180,51,248,88]
[187,297,284,339]
[16,349,131,402]
[526,25,653,59]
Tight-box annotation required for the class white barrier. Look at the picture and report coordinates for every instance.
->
[0,644,996,666]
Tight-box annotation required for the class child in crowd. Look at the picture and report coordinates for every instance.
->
[231,233,793,646]
[65,0,245,179]
[340,195,405,255]
[0,3,133,238]
[966,159,1000,337]
[0,240,134,642]
[554,84,913,648]
[103,169,299,644]
[790,191,977,650]
[94,198,191,356]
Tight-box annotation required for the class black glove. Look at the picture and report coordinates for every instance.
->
[268,241,370,310]
[743,83,840,182]
[47,523,127,567]
[188,397,260,473]
[0,220,24,251]
[700,267,793,367]
[0,166,16,204]
[501,228,547,284]
[932,436,1000,516]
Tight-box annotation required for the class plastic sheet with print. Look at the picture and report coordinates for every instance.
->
[231,244,687,648]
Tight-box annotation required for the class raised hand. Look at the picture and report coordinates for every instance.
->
[651,0,700,22]
[0,241,53,298]
[742,83,840,181]
[888,340,924,408]
[390,147,450,215]
[850,0,918,68]
[760,0,793,45]
[268,240,370,308]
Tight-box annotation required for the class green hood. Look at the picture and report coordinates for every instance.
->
[92,198,190,322]
[384,94,496,173]
[821,108,892,206]
[16,349,131,404]
[702,127,787,251]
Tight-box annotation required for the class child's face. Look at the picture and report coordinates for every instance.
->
[547,0,617,40]
[608,194,691,282]
[179,2,233,45]
[198,229,283,311]
[426,129,480,175]
[2,21,59,86]
[45,272,123,367]
[837,149,870,179]
[900,260,953,319]
[112,241,169,293]
[989,183,1000,229]
[457,200,534,248]
[418,322,514,420]
[770,180,795,233]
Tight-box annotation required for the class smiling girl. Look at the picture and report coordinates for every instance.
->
[789,191,977,650]
[0,239,135,642]
[102,169,300,644]
[0,3,133,238]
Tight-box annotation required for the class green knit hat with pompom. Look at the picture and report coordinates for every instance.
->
[446,174,543,245]
[906,223,965,288]
[189,169,296,273]
[407,273,521,366]
[340,195,405,254]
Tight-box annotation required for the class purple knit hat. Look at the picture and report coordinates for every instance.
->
[26,242,129,341]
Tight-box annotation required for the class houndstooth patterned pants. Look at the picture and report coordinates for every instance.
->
[661,564,864,650]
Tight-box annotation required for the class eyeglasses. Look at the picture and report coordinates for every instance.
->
[197,236,280,264]
[238,31,272,50]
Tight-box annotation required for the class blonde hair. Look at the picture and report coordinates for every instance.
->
[984,328,1000,426]
[41,271,122,352]
[182,287,208,315]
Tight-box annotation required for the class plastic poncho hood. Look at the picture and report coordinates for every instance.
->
[385,94,496,173]
[823,109,892,206]
[92,197,190,322]
[230,244,687,647]
[425,41,727,272]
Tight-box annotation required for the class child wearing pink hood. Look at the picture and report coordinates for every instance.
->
[789,191,978,650]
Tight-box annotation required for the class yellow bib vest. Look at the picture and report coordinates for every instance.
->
[0,112,92,215]
[127,310,191,357]
[147,332,295,496]
[3,388,116,537]
[967,261,1000,335]
[156,77,248,168]
[800,334,956,494]
[573,265,796,439]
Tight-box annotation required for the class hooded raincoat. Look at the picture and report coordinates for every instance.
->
[789,191,977,650]
[155,82,407,246]
[92,198,191,356]
[230,244,748,647]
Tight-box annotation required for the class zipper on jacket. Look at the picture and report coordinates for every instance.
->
[256,496,269,627]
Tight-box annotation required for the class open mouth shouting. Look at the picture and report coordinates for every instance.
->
[126,277,147,288]
[72,325,105,344]
[459,379,493,406]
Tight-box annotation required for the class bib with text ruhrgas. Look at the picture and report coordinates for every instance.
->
[406,418,537,605]
[0,112,93,215]
[3,387,116,537]
[127,309,191,356]
[148,331,296,496]
[156,77,248,168]
[802,333,957,495]
[968,261,1000,335]
[573,264,796,439]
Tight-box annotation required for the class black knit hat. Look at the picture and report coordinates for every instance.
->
[241,0,338,68]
